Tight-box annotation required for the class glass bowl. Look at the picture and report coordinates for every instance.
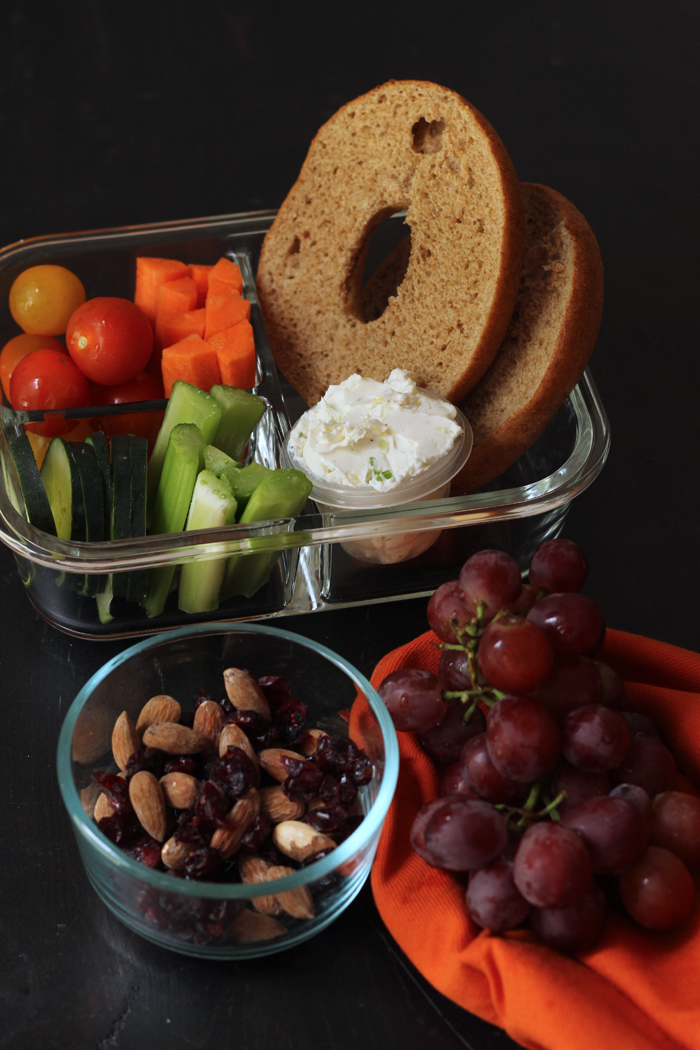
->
[56,622,399,959]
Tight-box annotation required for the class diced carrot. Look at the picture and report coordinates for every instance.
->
[161,335,221,397]
[134,257,190,324]
[189,263,213,308]
[157,308,206,351]
[204,292,251,340]
[207,257,243,296]
[154,277,198,350]
[208,320,256,389]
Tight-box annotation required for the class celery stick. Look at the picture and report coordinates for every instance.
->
[203,444,240,478]
[178,470,238,614]
[210,385,266,462]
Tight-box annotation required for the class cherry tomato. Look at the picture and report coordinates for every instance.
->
[92,371,164,450]
[1,333,65,402]
[10,348,91,436]
[9,265,86,336]
[66,297,153,385]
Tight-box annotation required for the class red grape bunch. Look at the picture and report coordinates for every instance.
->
[379,538,699,954]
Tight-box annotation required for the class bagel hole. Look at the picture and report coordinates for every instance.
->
[412,118,445,154]
[358,211,411,322]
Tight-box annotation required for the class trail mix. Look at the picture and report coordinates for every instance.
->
[90,668,373,944]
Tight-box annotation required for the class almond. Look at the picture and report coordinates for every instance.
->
[135,694,181,735]
[266,864,315,920]
[142,722,207,755]
[159,772,199,810]
[272,820,337,863]
[129,770,167,842]
[193,700,224,753]
[258,747,305,782]
[296,728,330,757]
[238,854,283,915]
[94,791,116,822]
[259,784,305,823]
[223,668,271,722]
[161,835,193,870]
[72,706,114,765]
[231,908,286,942]
[112,711,140,774]
[219,722,259,771]
[210,789,261,859]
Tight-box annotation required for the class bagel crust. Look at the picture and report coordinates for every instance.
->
[450,183,604,494]
[257,80,525,407]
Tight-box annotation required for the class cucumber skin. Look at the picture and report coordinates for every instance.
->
[8,433,57,536]
[110,435,132,599]
[40,437,84,542]
[127,436,149,603]
[71,442,106,597]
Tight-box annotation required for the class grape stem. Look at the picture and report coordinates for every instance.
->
[495,785,567,827]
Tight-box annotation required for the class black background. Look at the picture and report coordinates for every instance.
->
[0,3,698,1048]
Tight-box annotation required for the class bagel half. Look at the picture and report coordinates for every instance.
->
[450,183,604,493]
[257,80,525,407]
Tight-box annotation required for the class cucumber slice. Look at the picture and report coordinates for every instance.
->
[222,469,312,599]
[178,470,238,614]
[110,435,132,599]
[7,433,57,535]
[127,435,149,603]
[225,462,273,513]
[203,444,240,478]
[209,385,266,462]
[71,442,106,597]
[144,423,206,618]
[40,437,84,541]
[147,381,222,520]
[85,431,112,522]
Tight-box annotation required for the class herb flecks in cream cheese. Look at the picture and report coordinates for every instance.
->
[288,370,461,492]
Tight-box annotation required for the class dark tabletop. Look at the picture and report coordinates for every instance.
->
[1,3,699,1049]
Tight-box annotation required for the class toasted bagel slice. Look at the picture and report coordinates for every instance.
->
[257,80,525,407]
[449,182,604,494]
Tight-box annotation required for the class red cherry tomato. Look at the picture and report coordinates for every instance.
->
[66,297,153,385]
[10,348,91,436]
[92,371,164,450]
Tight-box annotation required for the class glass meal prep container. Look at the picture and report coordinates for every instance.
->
[0,211,610,639]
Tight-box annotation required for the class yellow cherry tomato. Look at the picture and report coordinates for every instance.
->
[9,264,86,336]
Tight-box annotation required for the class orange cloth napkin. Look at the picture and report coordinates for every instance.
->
[355,628,700,1050]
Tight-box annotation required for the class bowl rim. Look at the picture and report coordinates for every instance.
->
[57,621,400,899]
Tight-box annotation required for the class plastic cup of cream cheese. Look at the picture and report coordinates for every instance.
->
[284,369,473,565]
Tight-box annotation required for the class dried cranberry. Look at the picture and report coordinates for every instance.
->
[283,763,324,802]
[303,805,350,834]
[193,688,212,709]
[312,734,369,785]
[126,746,166,780]
[124,835,163,868]
[206,746,258,801]
[173,822,207,848]
[257,675,291,713]
[274,696,309,743]
[239,814,272,853]
[183,846,223,881]
[193,781,230,829]
[226,709,268,737]
[164,755,198,776]
[97,811,138,845]
[92,771,133,814]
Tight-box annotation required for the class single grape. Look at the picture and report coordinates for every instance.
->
[611,735,676,797]
[458,550,522,622]
[649,791,700,870]
[423,797,508,872]
[427,580,472,643]
[527,593,605,656]
[478,615,554,694]
[512,583,538,614]
[530,882,607,954]
[529,655,603,721]
[551,762,611,814]
[595,661,626,710]
[620,846,695,930]
[439,762,477,798]
[419,698,486,765]
[513,821,592,908]
[562,705,630,772]
[378,668,447,732]
[465,858,530,932]
[529,538,588,594]
[560,795,649,874]
[621,711,659,739]
[460,733,531,805]
[411,797,456,865]
[609,783,651,817]
[485,696,560,783]
[438,648,473,691]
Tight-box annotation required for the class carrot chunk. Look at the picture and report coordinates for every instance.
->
[207,257,243,296]
[204,292,251,340]
[208,320,256,389]
[188,263,213,308]
[161,335,221,397]
[134,257,190,324]
[157,308,206,351]
[154,277,198,350]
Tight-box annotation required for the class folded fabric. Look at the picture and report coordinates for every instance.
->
[352,628,700,1050]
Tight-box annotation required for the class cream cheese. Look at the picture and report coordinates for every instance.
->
[287,369,462,492]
